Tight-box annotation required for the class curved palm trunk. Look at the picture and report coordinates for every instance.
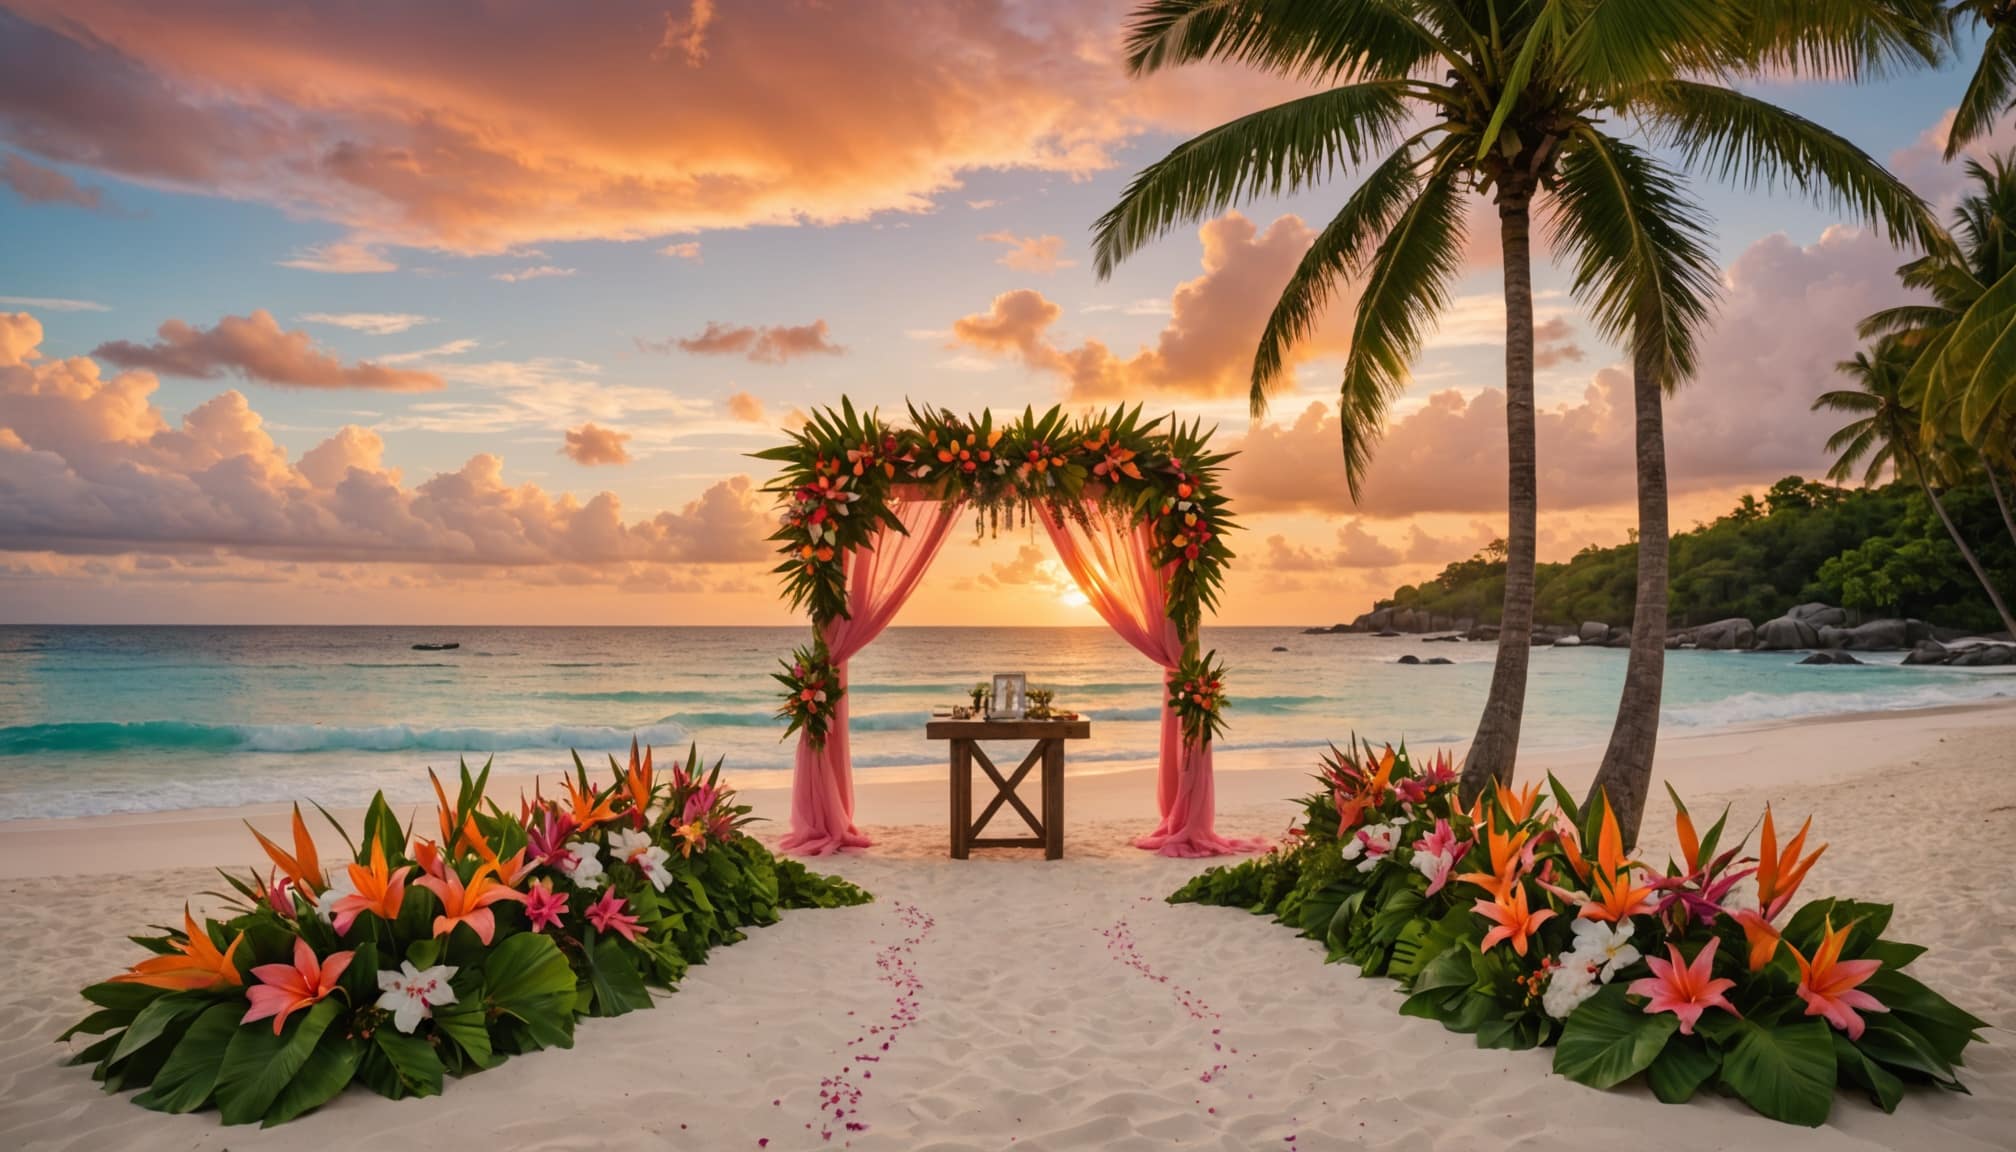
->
[1459,189,1539,803]
[1584,317,1667,850]
[1908,447,2016,637]
[1985,459,2016,553]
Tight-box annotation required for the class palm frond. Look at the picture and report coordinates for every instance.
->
[1090,82,1411,277]
[1947,18,2016,160]
[1732,0,1946,81]
[1335,154,1469,498]
[1545,129,1719,390]
[1250,143,1426,414]
[1629,79,1950,258]
[1857,303,1957,338]
[1123,0,1443,83]
[1559,0,1737,91]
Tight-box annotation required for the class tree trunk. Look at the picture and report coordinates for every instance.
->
[1984,459,2016,554]
[1907,444,2016,637]
[1584,309,1668,850]
[1459,188,1539,803]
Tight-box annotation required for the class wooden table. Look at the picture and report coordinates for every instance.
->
[925,718,1091,860]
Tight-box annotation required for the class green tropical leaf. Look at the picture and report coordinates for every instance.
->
[213,997,341,1125]
[1646,1032,1720,1104]
[130,1003,241,1114]
[1552,983,1679,1090]
[584,930,655,1017]
[1717,1017,1837,1127]
[263,1034,362,1126]
[481,932,579,1051]
[371,1027,445,1099]
[1833,1030,1903,1113]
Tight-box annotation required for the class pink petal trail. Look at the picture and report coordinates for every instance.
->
[1101,917,1295,1146]
[775,902,935,1149]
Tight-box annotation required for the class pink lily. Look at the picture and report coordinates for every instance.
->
[1411,819,1471,897]
[1627,937,1739,1035]
[682,783,722,826]
[524,805,579,869]
[586,888,643,943]
[523,878,569,934]
[242,938,353,1035]
[1791,917,1888,1040]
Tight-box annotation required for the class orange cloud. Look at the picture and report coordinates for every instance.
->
[491,265,576,283]
[562,422,632,466]
[982,231,1076,273]
[0,312,771,566]
[951,212,1349,402]
[1,151,102,208]
[647,320,844,364]
[1532,316,1585,370]
[726,392,766,423]
[92,311,442,391]
[660,241,703,261]
[0,2,1310,254]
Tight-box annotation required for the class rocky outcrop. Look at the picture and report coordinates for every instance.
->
[1756,616,1820,650]
[1578,621,1609,643]
[1952,643,2016,666]
[1902,640,1949,665]
[1798,651,1862,665]
[1684,618,1756,651]
[1788,602,1847,628]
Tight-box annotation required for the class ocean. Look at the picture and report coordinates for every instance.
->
[1,625,2010,821]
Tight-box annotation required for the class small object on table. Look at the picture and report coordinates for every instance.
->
[926,716,1090,861]
[987,672,1026,719]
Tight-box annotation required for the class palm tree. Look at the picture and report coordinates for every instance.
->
[1863,151,2016,549]
[1816,336,2016,635]
[1091,0,1945,834]
[1942,1,2016,157]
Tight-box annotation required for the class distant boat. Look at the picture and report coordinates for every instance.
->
[411,642,461,651]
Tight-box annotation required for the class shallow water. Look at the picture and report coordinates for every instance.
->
[1,625,2008,819]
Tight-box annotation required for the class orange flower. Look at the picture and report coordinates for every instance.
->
[330,837,413,935]
[562,772,622,831]
[621,737,656,824]
[1334,745,1396,833]
[1473,884,1556,956]
[417,863,524,945]
[1734,909,1783,972]
[1578,800,1657,924]
[248,804,325,896]
[1755,805,1826,919]
[1458,818,1532,898]
[242,938,352,1035]
[1789,916,1887,1040]
[1494,778,1542,825]
[110,907,245,990]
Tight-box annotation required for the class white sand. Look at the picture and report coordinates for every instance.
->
[2,701,2012,1151]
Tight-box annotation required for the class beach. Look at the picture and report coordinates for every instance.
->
[2,700,2011,1151]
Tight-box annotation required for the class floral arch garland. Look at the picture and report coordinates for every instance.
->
[756,400,1262,858]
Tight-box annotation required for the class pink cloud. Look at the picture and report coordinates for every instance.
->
[726,391,766,423]
[1,151,102,208]
[92,311,442,391]
[562,422,632,466]
[0,312,771,566]
[1229,226,1913,517]
[982,231,1076,273]
[647,319,844,364]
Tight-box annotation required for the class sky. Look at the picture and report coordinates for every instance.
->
[0,1,2003,626]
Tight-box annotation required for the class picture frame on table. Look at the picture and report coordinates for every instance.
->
[988,672,1027,720]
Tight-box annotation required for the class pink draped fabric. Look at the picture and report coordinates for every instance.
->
[780,497,965,856]
[1041,505,1267,858]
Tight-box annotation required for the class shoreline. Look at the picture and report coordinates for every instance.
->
[5,696,2011,880]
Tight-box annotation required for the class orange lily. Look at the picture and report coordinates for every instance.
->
[622,737,657,826]
[1579,800,1657,923]
[1458,818,1532,898]
[1674,800,1703,873]
[248,804,325,896]
[111,907,245,990]
[459,813,502,870]
[1735,909,1784,972]
[1554,818,1591,884]
[562,772,622,832]
[417,862,525,945]
[1473,883,1555,956]
[1755,805,1826,919]
[674,821,707,858]
[329,837,412,935]
[1334,745,1396,833]
[1493,779,1542,825]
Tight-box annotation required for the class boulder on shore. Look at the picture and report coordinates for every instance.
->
[1689,618,1756,650]
[1396,654,1421,665]
[1788,602,1847,627]
[1798,650,1862,665]
[1902,639,1949,666]
[1756,615,1820,650]
[1953,643,2016,666]
[1578,621,1609,643]
[1840,618,1910,650]
[1425,656,1454,665]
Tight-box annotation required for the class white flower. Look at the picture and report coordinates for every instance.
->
[314,868,358,923]
[1568,918,1642,982]
[1541,957,1600,1019]
[610,827,672,891]
[1411,848,1454,885]
[559,839,606,888]
[376,961,459,1034]
[1346,822,1402,873]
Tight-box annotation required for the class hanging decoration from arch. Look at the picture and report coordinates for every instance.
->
[754,400,1263,858]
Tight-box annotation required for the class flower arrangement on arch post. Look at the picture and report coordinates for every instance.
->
[775,640,843,747]
[1169,739,1985,1127]
[1167,650,1228,746]
[60,742,871,1127]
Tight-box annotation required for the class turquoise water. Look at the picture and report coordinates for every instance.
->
[1,625,2009,820]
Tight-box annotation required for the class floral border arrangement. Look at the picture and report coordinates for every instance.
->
[1169,739,1985,1126]
[1167,650,1229,745]
[61,742,871,1127]
[774,640,843,748]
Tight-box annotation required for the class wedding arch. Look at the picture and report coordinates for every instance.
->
[757,400,1265,859]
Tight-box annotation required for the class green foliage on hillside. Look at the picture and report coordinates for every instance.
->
[1379,478,2016,632]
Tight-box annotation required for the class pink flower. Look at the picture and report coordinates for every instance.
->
[242,938,353,1035]
[683,783,722,825]
[524,805,578,869]
[586,888,643,943]
[1627,937,1740,1035]
[1410,819,1471,897]
[523,878,569,933]
[1791,917,1888,1040]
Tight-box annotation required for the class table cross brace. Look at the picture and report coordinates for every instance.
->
[968,741,1045,841]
